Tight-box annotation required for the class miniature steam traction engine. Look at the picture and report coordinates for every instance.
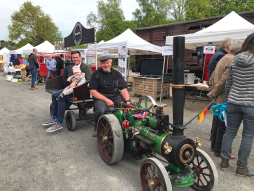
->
[96,96,218,191]
[95,36,218,191]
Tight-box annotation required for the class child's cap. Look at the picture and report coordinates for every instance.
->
[72,66,81,73]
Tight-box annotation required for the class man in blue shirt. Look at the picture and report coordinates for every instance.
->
[45,55,57,81]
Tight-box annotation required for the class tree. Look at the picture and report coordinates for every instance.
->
[132,0,172,27]
[169,0,186,21]
[0,40,16,50]
[8,1,62,49]
[87,0,125,31]
[210,0,254,17]
[185,0,211,21]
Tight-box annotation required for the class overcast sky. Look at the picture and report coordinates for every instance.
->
[0,0,139,41]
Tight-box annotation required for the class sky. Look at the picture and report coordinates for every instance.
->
[0,0,139,41]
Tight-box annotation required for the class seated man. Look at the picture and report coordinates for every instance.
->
[89,55,130,137]
[43,50,92,132]
[45,55,57,81]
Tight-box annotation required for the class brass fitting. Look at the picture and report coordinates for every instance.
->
[194,137,203,148]
[163,142,172,154]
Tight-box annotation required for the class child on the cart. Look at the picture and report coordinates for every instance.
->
[60,66,86,98]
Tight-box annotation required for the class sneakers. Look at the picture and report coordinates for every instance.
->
[236,162,254,177]
[220,157,229,171]
[46,121,63,132]
[92,131,97,137]
[42,116,57,126]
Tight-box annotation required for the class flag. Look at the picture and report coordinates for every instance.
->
[196,47,203,59]
[198,105,212,123]
[132,112,149,118]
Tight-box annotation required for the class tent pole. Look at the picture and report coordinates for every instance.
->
[127,52,130,81]
[63,38,66,68]
[95,28,97,70]
[202,54,206,82]
[160,56,166,104]
[166,55,169,74]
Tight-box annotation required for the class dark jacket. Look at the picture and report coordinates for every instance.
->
[63,62,92,88]
[28,53,39,69]
[56,58,64,76]
[13,59,20,66]
[208,48,228,82]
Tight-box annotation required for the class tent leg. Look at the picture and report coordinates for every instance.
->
[160,56,166,104]
[95,28,97,70]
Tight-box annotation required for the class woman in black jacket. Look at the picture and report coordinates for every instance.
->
[56,54,64,76]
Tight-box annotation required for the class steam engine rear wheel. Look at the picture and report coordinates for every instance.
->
[97,114,124,164]
[190,148,218,191]
[140,157,172,191]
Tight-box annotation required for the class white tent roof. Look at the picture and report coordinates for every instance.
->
[22,40,55,54]
[9,43,33,54]
[166,11,254,49]
[0,47,10,55]
[88,29,162,55]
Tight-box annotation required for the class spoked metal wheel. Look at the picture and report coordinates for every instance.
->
[140,157,172,191]
[137,96,157,112]
[97,114,124,164]
[190,148,218,191]
[66,111,76,131]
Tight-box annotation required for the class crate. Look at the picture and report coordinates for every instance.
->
[132,77,169,100]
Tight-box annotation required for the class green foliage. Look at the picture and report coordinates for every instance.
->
[133,0,172,27]
[0,40,16,50]
[87,0,125,30]
[8,1,62,49]
[185,0,211,21]
[210,0,254,17]
[169,0,186,21]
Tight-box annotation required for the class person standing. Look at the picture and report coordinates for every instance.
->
[43,50,92,132]
[56,54,64,76]
[28,48,39,90]
[89,55,130,137]
[208,38,233,142]
[13,56,20,67]
[45,55,57,81]
[220,33,254,176]
[208,40,243,158]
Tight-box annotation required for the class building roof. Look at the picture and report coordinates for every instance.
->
[135,10,254,31]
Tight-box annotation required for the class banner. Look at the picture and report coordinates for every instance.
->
[3,53,10,63]
[196,47,203,59]
[162,46,173,56]
[64,22,95,47]
[204,46,216,54]
[118,45,127,80]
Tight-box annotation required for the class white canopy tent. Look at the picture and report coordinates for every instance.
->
[88,29,162,55]
[9,43,33,54]
[0,47,10,55]
[166,11,254,49]
[22,40,55,54]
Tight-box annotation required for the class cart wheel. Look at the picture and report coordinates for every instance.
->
[137,96,157,112]
[190,148,218,191]
[50,103,52,117]
[140,157,172,191]
[97,114,124,164]
[66,111,76,131]
[79,108,88,120]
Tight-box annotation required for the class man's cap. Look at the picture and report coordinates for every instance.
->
[99,55,111,61]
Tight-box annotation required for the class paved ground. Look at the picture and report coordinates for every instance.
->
[0,75,253,191]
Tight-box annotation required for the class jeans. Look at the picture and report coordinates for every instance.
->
[94,94,125,131]
[51,89,73,123]
[221,103,254,164]
[211,115,226,153]
[45,70,56,81]
[30,68,37,88]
